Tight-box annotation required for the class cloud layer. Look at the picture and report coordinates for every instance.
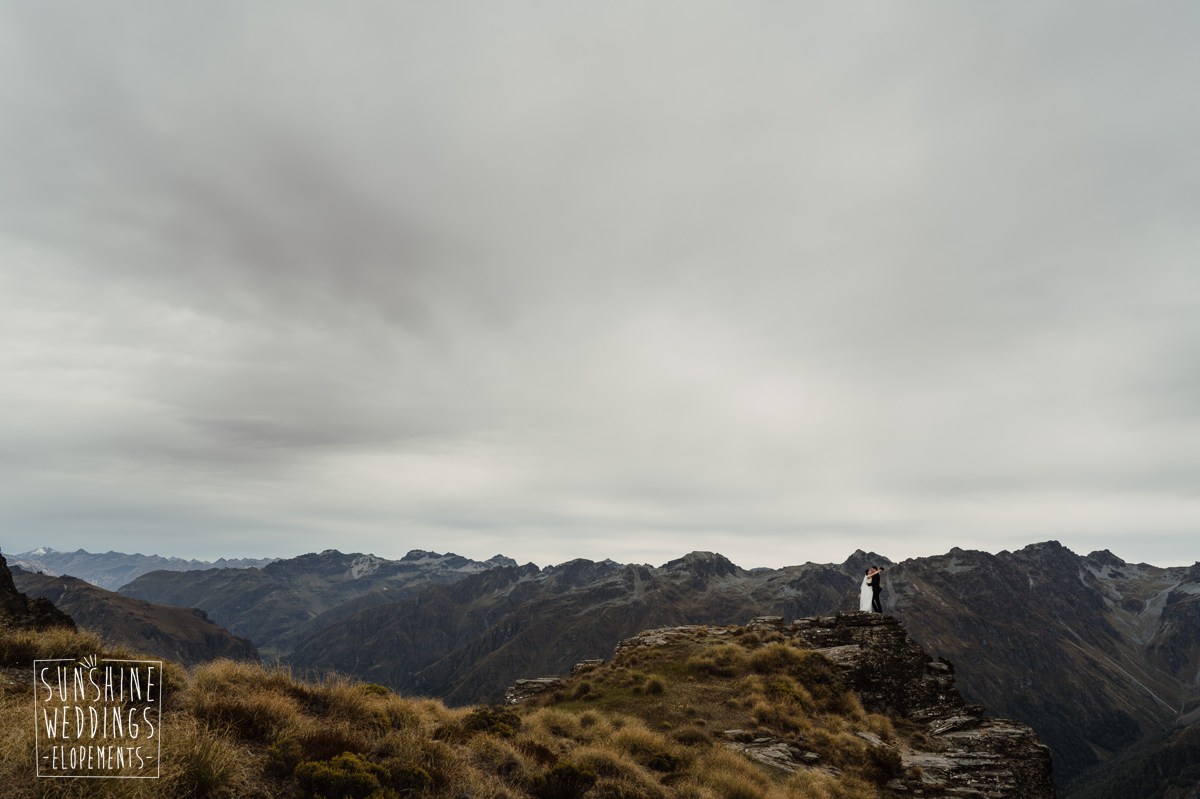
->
[2,2,1198,567]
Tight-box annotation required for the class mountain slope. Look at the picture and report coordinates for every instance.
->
[886,542,1200,795]
[289,552,885,704]
[120,548,516,657]
[11,567,258,665]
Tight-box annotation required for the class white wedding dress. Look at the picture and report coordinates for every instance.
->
[859,576,872,611]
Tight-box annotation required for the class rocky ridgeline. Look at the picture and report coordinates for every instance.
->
[0,553,74,631]
[508,612,1055,799]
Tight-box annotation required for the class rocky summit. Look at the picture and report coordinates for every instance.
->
[509,613,1055,798]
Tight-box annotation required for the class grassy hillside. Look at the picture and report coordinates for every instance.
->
[0,623,908,799]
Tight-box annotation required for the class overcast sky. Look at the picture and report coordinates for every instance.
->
[2,2,1197,569]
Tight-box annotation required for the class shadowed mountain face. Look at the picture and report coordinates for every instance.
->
[11,568,258,666]
[119,549,517,659]
[884,542,1200,795]
[13,547,275,591]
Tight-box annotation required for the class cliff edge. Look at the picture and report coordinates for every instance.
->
[510,612,1055,798]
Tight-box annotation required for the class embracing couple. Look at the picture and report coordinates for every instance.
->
[859,566,884,613]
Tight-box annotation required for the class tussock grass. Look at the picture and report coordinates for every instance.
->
[0,620,899,798]
[0,626,105,666]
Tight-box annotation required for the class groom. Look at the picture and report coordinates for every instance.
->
[867,566,884,613]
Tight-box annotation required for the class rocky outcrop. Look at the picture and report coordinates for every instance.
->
[0,553,74,631]
[788,613,1053,798]
[785,613,964,719]
[512,613,1055,799]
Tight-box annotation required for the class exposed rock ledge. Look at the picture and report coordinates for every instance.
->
[509,612,1055,799]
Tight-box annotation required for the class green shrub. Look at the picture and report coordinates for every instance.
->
[464,705,522,739]
[265,737,304,779]
[294,751,388,799]
[531,762,597,799]
[360,682,392,697]
[382,759,433,794]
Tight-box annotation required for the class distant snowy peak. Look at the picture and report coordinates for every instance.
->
[14,548,276,590]
[8,558,55,576]
[400,549,515,573]
[349,554,384,579]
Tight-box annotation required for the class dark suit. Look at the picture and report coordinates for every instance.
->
[869,572,882,613]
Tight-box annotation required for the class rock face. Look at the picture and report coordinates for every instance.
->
[12,568,258,666]
[786,614,1053,797]
[511,614,1056,799]
[0,553,74,631]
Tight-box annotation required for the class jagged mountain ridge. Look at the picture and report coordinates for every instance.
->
[13,546,276,590]
[10,566,258,666]
[119,548,517,658]
[288,551,880,704]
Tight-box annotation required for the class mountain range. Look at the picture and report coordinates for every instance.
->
[120,548,516,658]
[12,541,1199,796]
[112,541,1199,797]
[1,547,1059,799]
[11,546,275,590]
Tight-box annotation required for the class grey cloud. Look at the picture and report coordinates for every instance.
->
[1,2,1198,565]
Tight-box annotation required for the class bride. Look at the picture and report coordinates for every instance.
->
[859,569,872,611]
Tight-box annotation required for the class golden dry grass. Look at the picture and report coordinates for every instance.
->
[0,621,898,799]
